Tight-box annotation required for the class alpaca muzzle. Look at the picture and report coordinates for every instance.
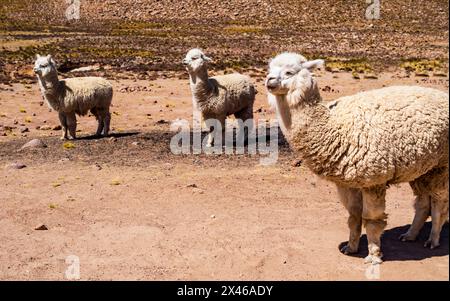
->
[265,77,280,90]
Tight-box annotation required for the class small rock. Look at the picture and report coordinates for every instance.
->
[53,125,62,131]
[34,224,48,231]
[210,214,216,219]
[192,187,204,194]
[6,162,26,169]
[187,183,198,188]
[131,141,140,146]
[92,163,102,170]
[20,139,47,150]
[39,125,52,130]
[20,126,29,133]
[108,137,117,142]
[291,160,302,167]
[364,73,378,79]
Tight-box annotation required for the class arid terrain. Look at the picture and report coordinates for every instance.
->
[0,0,449,280]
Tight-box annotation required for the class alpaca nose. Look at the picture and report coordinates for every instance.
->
[182,59,189,65]
[266,76,279,89]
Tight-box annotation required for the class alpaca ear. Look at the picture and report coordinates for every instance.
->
[36,54,41,59]
[302,59,324,71]
[47,55,56,66]
[202,55,212,62]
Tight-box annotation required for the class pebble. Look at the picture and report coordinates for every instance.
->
[92,163,102,170]
[39,125,52,130]
[6,162,27,169]
[58,158,70,163]
[20,139,47,150]
[34,224,48,231]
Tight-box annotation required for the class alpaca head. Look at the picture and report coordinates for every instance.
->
[182,48,212,74]
[34,54,57,78]
[266,52,324,97]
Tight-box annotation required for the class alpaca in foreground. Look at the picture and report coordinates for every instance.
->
[265,52,449,264]
[34,54,113,139]
[183,48,255,146]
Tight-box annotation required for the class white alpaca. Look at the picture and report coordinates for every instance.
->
[183,48,256,146]
[34,54,113,139]
[266,52,449,264]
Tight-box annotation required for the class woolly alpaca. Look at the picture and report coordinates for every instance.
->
[266,52,449,264]
[183,48,256,146]
[34,54,113,139]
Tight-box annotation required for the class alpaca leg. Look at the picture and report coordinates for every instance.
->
[424,197,447,249]
[235,107,254,145]
[362,185,387,265]
[219,115,226,147]
[91,107,103,137]
[58,112,68,140]
[400,193,430,242]
[66,112,77,140]
[424,168,449,249]
[204,118,215,147]
[403,168,449,248]
[103,111,111,136]
[95,115,104,137]
[205,115,225,147]
[337,186,363,254]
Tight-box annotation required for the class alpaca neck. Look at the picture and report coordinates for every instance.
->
[274,79,325,136]
[275,80,348,178]
[273,94,293,134]
[188,67,213,103]
[37,71,61,109]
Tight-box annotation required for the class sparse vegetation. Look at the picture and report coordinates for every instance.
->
[400,58,446,76]
[325,57,373,74]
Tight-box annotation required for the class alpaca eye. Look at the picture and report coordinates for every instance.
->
[285,71,294,76]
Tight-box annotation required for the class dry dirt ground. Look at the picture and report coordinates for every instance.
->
[0,71,448,280]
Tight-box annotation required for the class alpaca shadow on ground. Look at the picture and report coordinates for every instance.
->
[76,131,140,141]
[339,222,449,262]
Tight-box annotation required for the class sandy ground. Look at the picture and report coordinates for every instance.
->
[0,71,448,280]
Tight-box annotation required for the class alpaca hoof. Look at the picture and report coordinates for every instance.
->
[364,254,383,265]
[424,239,439,249]
[340,244,358,255]
[399,232,416,242]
